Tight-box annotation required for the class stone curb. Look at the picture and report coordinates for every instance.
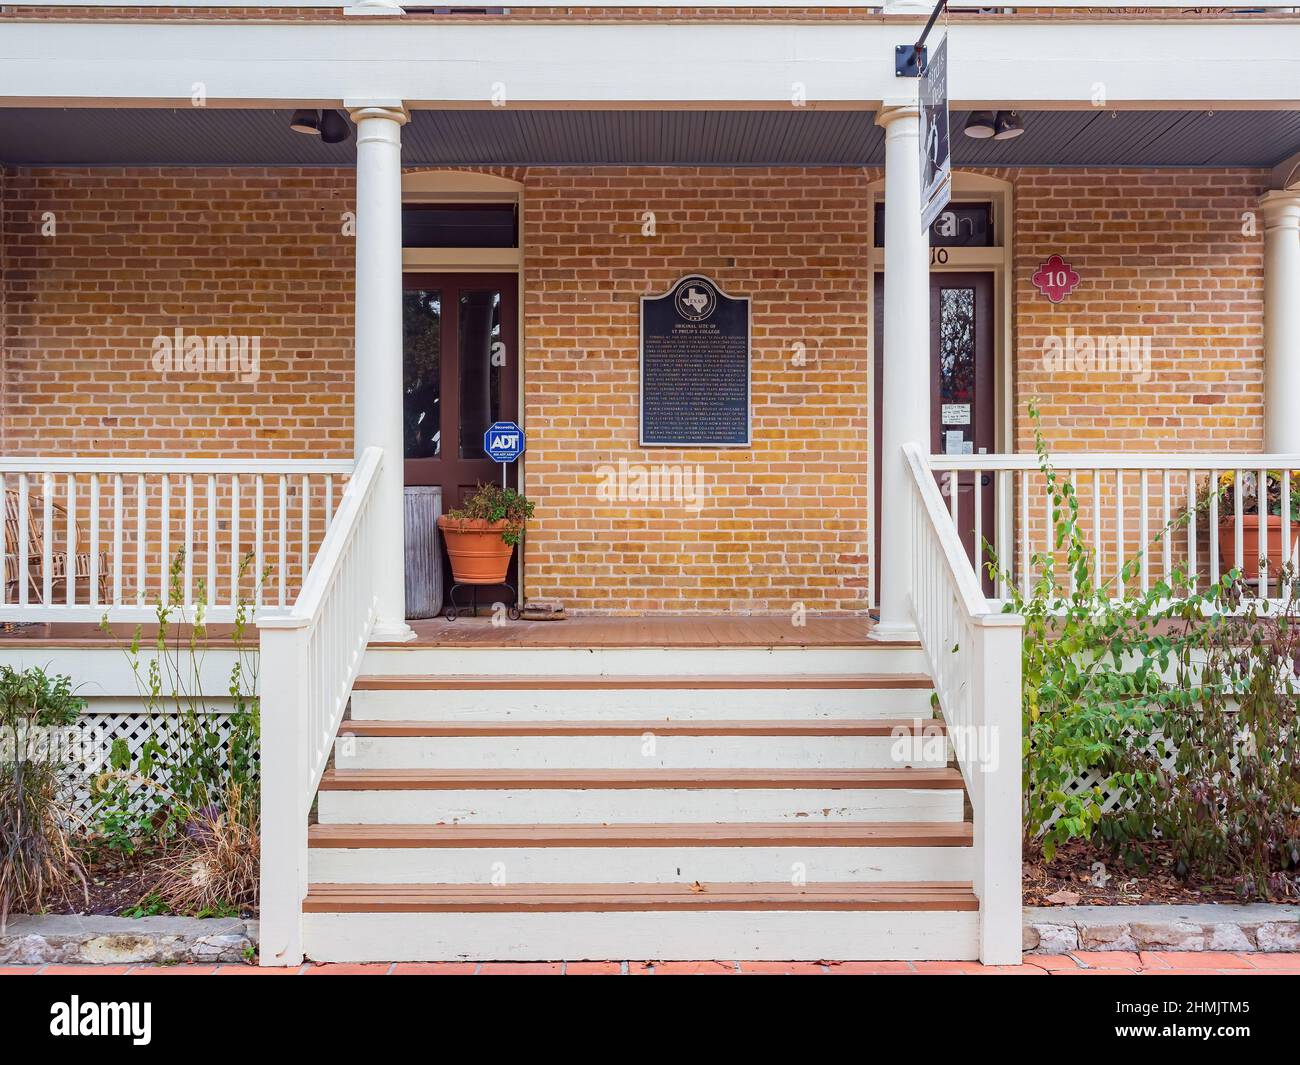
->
[1025,904,1300,953]
[0,915,259,965]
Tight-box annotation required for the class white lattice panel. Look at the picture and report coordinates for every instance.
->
[61,710,250,820]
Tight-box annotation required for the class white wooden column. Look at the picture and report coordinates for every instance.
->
[872,101,930,642]
[1261,190,1300,453]
[347,100,415,642]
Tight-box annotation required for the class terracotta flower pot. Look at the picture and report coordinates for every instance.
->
[1217,514,1298,580]
[437,516,516,584]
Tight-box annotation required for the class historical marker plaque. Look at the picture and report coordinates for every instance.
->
[640,275,751,447]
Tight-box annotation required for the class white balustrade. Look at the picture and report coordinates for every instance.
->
[257,447,382,967]
[0,458,351,623]
[903,443,1023,965]
[927,454,1300,605]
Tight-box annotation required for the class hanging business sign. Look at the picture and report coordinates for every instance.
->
[919,33,951,233]
[640,275,751,447]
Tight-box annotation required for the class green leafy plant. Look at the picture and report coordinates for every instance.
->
[0,665,88,929]
[1134,572,1300,898]
[1202,469,1300,522]
[986,402,1227,860]
[443,482,535,547]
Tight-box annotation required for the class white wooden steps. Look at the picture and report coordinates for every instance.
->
[302,649,979,962]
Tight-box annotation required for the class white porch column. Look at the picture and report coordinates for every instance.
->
[347,100,415,641]
[1261,190,1300,453]
[872,101,930,642]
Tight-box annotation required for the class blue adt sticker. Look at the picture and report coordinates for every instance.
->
[483,421,526,463]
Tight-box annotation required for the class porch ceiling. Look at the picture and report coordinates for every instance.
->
[1,107,1299,169]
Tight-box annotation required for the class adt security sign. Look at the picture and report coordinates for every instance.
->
[484,421,525,463]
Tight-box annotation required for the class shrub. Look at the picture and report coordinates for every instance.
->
[0,665,87,929]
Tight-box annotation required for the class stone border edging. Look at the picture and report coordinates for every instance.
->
[1026,904,1300,953]
[0,915,258,965]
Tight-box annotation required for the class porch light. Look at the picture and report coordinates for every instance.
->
[289,109,321,135]
[992,111,1024,141]
[962,111,996,139]
[319,109,352,144]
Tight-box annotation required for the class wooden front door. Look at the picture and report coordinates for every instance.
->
[874,271,996,597]
[402,274,520,601]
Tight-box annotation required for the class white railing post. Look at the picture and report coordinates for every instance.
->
[971,616,1024,966]
[258,620,309,967]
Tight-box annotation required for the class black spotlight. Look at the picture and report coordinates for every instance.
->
[319,109,352,145]
[962,111,996,139]
[993,111,1025,141]
[289,109,321,135]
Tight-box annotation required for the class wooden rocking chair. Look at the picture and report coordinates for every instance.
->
[4,486,111,606]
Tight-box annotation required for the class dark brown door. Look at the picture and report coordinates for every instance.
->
[874,271,996,597]
[403,274,520,603]
[403,273,520,501]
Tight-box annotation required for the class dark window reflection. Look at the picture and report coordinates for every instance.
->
[458,290,502,459]
[939,287,976,407]
[403,290,442,459]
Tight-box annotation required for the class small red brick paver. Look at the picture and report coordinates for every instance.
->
[737,962,827,975]
[5,953,1299,974]
[478,962,564,975]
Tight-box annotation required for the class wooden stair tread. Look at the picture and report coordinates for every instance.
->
[338,718,944,738]
[302,881,978,913]
[308,821,974,849]
[353,673,933,691]
[317,767,964,790]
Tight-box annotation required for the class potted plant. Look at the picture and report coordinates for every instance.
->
[437,483,535,585]
[1210,470,1300,579]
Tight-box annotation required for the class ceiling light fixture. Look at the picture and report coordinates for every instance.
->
[289,109,322,136]
[318,109,352,145]
[962,111,996,139]
[992,110,1024,141]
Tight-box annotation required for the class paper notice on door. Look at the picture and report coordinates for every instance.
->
[941,403,971,426]
[945,430,964,456]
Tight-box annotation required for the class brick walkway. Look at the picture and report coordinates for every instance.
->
[4,952,1300,975]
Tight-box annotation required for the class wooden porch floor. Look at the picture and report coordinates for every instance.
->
[0,615,881,650]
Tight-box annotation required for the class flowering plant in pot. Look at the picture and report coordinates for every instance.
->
[437,482,535,584]
[1206,470,1300,580]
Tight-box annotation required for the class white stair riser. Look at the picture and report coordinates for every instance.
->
[316,787,965,825]
[361,645,927,677]
[308,844,974,884]
[335,734,952,770]
[350,687,935,721]
[302,909,979,962]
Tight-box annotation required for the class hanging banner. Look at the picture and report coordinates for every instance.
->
[919,33,951,233]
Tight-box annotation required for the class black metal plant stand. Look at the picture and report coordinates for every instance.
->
[444,581,522,622]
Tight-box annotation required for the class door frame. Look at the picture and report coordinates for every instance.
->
[401,170,526,606]
[866,171,1015,609]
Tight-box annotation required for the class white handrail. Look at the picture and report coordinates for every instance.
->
[256,446,383,967]
[928,452,1300,602]
[0,457,349,622]
[903,441,1023,966]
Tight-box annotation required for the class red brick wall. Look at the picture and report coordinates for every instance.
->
[1011,168,1267,453]
[0,163,1274,614]
[521,166,872,614]
[0,167,355,459]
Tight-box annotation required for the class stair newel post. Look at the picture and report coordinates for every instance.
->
[258,617,311,967]
[970,614,1024,966]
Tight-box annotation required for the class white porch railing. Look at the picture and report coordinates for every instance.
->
[0,458,351,623]
[256,447,382,967]
[903,442,1023,966]
[928,454,1300,604]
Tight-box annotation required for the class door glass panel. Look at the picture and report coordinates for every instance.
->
[458,289,503,460]
[403,290,442,459]
[939,286,976,415]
